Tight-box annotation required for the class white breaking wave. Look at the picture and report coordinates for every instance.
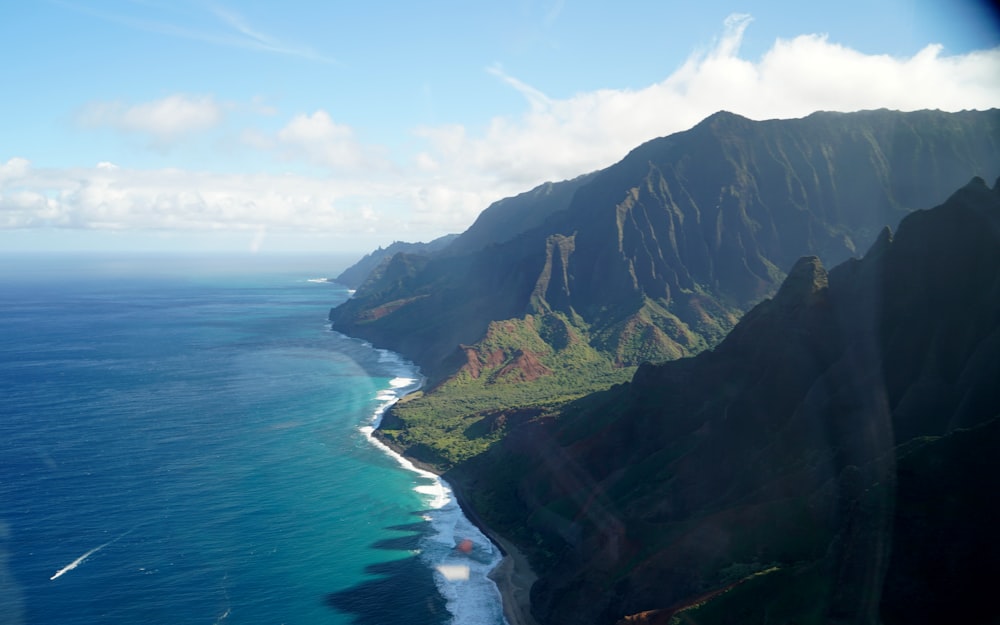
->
[414,482,451,510]
[358,358,507,625]
[424,496,507,625]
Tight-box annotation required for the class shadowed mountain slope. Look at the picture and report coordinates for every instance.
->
[331,109,1000,387]
[445,173,598,255]
[335,173,595,291]
[448,177,1000,625]
[334,233,458,290]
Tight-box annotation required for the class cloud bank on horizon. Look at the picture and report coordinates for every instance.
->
[2,11,999,252]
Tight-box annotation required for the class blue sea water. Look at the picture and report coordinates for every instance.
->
[0,254,505,625]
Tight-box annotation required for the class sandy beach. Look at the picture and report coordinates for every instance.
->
[442,474,539,625]
[373,427,539,625]
[486,530,540,625]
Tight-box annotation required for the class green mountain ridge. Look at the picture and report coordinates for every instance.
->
[445,176,1000,624]
[330,109,1000,470]
[331,109,1000,390]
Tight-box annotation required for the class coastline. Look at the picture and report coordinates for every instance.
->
[450,486,539,625]
[357,353,537,625]
[329,320,537,625]
[369,414,539,625]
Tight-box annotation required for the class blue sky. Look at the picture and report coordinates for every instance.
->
[2,0,999,254]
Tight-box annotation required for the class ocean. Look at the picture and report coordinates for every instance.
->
[0,253,506,625]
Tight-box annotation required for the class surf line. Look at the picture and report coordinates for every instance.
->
[50,528,133,581]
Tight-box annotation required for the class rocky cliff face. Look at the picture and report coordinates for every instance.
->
[333,233,458,290]
[331,109,1000,385]
[445,173,597,256]
[449,177,1000,624]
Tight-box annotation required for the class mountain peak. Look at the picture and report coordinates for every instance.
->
[773,255,828,307]
[941,174,1000,209]
[867,225,894,258]
[693,109,751,130]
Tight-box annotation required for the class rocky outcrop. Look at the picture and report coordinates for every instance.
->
[530,235,576,315]
[495,350,553,383]
[334,233,458,289]
[446,174,596,256]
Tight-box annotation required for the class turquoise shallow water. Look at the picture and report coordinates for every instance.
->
[0,254,504,625]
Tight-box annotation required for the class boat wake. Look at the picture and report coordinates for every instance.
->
[50,528,134,581]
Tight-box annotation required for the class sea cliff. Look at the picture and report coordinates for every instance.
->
[332,109,1000,624]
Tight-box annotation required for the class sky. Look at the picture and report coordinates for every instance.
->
[1,0,999,255]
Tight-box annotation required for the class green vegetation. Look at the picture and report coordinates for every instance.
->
[377,311,636,468]
[591,296,718,365]
[673,564,830,625]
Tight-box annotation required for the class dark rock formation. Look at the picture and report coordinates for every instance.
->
[449,177,1000,625]
[333,233,458,290]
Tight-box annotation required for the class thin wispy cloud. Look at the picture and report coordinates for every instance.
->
[543,0,565,26]
[207,5,338,64]
[487,65,552,111]
[53,0,338,64]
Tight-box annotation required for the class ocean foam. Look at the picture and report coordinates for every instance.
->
[376,348,409,368]
[414,482,451,513]
[422,490,507,625]
[358,355,507,625]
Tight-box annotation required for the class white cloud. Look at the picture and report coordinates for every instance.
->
[79,94,224,147]
[0,157,392,234]
[275,110,389,171]
[7,15,1000,247]
[412,14,1000,204]
[0,157,30,183]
